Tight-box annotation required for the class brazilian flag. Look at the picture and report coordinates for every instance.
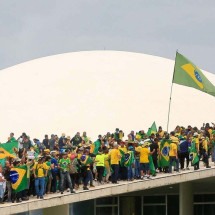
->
[10,165,28,193]
[147,122,157,136]
[119,149,125,167]
[92,140,101,155]
[159,139,171,167]
[0,141,18,159]
[124,151,134,167]
[189,142,199,165]
[80,155,92,166]
[173,52,215,97]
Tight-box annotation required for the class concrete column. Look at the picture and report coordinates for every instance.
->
[43,204,69,215]
[179,182,193,215]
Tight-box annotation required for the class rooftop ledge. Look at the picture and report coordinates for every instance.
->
[1,166,215,215]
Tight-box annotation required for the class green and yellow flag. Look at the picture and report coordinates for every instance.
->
[10,165,28,193]
[147,122,157,136]
[173,52,215,97]
[159,139,171,167]
[0,141,18,159]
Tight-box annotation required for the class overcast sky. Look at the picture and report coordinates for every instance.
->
[1,0,215,73]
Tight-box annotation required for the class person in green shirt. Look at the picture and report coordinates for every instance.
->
[58,152,75,194]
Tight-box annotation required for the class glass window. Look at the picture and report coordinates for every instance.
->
[143,205,166,215]
[194,204,215,215]
[96,197,118,205]
[143,195,165,204]
[194,194,215,203]
[167,195,179,215]
[96,207,118,215]
[71,200,94,215]
[120,196,141,215]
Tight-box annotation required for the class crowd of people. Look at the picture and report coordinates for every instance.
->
[0,123,215,204]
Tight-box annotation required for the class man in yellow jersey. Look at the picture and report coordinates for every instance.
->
[158,126,165,139]
[169,140,179,173]
[135,142,154,179]
[33,156,48,199]
[109,142,121,184]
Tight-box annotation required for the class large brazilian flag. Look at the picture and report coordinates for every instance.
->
[10,165,28,193]
[159,139,171,167]
[173,52,215,97]
[0,141,18,159]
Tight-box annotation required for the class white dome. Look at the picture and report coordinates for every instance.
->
[0,51,214,141]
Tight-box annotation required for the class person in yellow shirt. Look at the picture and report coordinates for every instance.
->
[95,149,105,183]
[33,156,48,199]
[109,143,121,183]
[158,126,165,139]
[135,142,154,179]
[104,148,111,183]
[168,141,179,173]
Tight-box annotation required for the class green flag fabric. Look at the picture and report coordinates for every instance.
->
[149,155,156,176]
[124,151,135,167]
[159,139,171,167]
[92,140,101,155]
[10,165,28,193]
[189,142,199,165]
[147,122,157,136]
[173,52,215,97]
[0,141,19,159]
[119,149,125,167]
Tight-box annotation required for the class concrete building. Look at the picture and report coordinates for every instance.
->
[0,51,215,215]
[1,167,215,215]
[0,51,214,141]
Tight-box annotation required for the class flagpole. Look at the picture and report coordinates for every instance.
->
[167,51,178,132]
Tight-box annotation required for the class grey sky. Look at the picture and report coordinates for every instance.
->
[1,0,215,73]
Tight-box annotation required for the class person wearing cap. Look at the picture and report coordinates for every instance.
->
[109,142,121,184]
[33,156,49,199]
[58,152,75,194]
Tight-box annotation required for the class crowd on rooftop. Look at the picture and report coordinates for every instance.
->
[0,122,215,204]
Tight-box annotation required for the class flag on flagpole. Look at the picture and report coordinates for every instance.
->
[147,122,157,136]
[173,52,215,97]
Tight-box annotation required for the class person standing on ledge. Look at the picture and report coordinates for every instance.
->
[109,142,121,184]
